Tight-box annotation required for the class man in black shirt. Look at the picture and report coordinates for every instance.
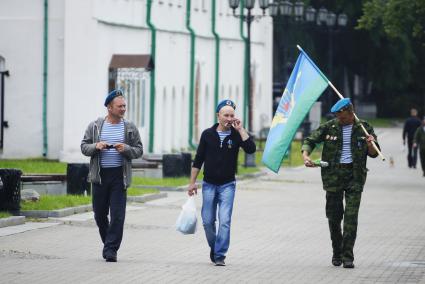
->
[403,108,422,168]
[188,99,256,266]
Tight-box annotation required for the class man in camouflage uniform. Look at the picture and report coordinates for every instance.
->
[301,98,380,269]
[413,116,425,177]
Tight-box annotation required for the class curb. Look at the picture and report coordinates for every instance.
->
[19,192,169,218]
[20,204,92,218]
[0,216,25,228]
[133,171,266,192]
[236,170,267,180]
[134,185,186,192]
[127,192,168,202]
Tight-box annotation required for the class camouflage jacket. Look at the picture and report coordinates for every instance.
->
[413,126,425,151]
[301,118,380,192]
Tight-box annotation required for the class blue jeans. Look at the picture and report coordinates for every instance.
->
[201,181,236,261]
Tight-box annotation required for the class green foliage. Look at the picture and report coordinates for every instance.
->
[358,0,425,40]
[274,0,424,118]
[0,159,66,174]
[21,195,91,211]
[356,0,425,116]
[0,211,12,218]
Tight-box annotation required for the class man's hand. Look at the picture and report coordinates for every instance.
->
[366,134,378,156]
[232,118,242,131]
[366,134,375,145]
[413,143,418,148]
[233,118,250,141]
[96,142,109,150]
[188,183,198,196]
[302,151,315,167]
[114,143,126,153]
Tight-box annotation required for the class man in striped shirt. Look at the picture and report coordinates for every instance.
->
[81,89,143,262]
[302,98,380,269]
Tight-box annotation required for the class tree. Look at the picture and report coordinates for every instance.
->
[272,0,425,117]
[357,0,425,117]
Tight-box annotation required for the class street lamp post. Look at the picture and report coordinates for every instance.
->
[271,2,348,132]
[228,0,270,133]
[314,8,348,111]
[228,0,271,167]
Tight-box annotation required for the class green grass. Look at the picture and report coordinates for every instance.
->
[255,140,322,168]
[20,189,160,211]
[0,211,12,218]
[132,176,190,187]
[127,187,159,196]
[20,195,91,211]
[367,118,402,128]
[0,158,66,174]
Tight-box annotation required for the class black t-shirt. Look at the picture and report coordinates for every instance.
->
[403,116,421,141]
[193,123,256,185]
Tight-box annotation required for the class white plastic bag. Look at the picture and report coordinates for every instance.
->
[176,196,197,235]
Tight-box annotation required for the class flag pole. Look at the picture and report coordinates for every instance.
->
[296,45,386,161]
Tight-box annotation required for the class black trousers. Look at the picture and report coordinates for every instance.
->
[420,149,425,175]
[92,167,127,257]
[407,140,418,168]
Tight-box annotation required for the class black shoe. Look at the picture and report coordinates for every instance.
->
[210,249,215,263]
[104,251,117,262]
[332,257,342,267]
[105,255,117,262]
[343,261,354,268]
[215,259,226,266]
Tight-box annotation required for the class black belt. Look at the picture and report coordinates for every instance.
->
[335,163,353,169]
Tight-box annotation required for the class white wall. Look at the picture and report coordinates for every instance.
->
[0,0,273,160]
[0,0,64,159]
[61,0,152,162]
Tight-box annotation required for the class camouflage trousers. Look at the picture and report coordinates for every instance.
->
[325,168,362,262]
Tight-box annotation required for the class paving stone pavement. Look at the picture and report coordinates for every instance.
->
[1,127,425,283]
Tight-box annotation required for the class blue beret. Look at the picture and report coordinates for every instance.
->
[331,98,352,113]
[216,99,236,113]
[104,89,124,107]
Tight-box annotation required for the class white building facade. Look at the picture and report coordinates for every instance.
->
[0,0,273,162]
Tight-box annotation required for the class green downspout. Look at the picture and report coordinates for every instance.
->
[239,1,249,129]
[146,0,156,153]
[186,0,196,149]
[42,0,48,157]
[211,0,220,121]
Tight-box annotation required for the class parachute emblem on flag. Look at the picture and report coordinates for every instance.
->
[271,71,301,129]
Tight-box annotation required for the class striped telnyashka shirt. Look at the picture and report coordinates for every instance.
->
[217,130,231,148]
[340,124,353,163]
[100,120,125,168]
